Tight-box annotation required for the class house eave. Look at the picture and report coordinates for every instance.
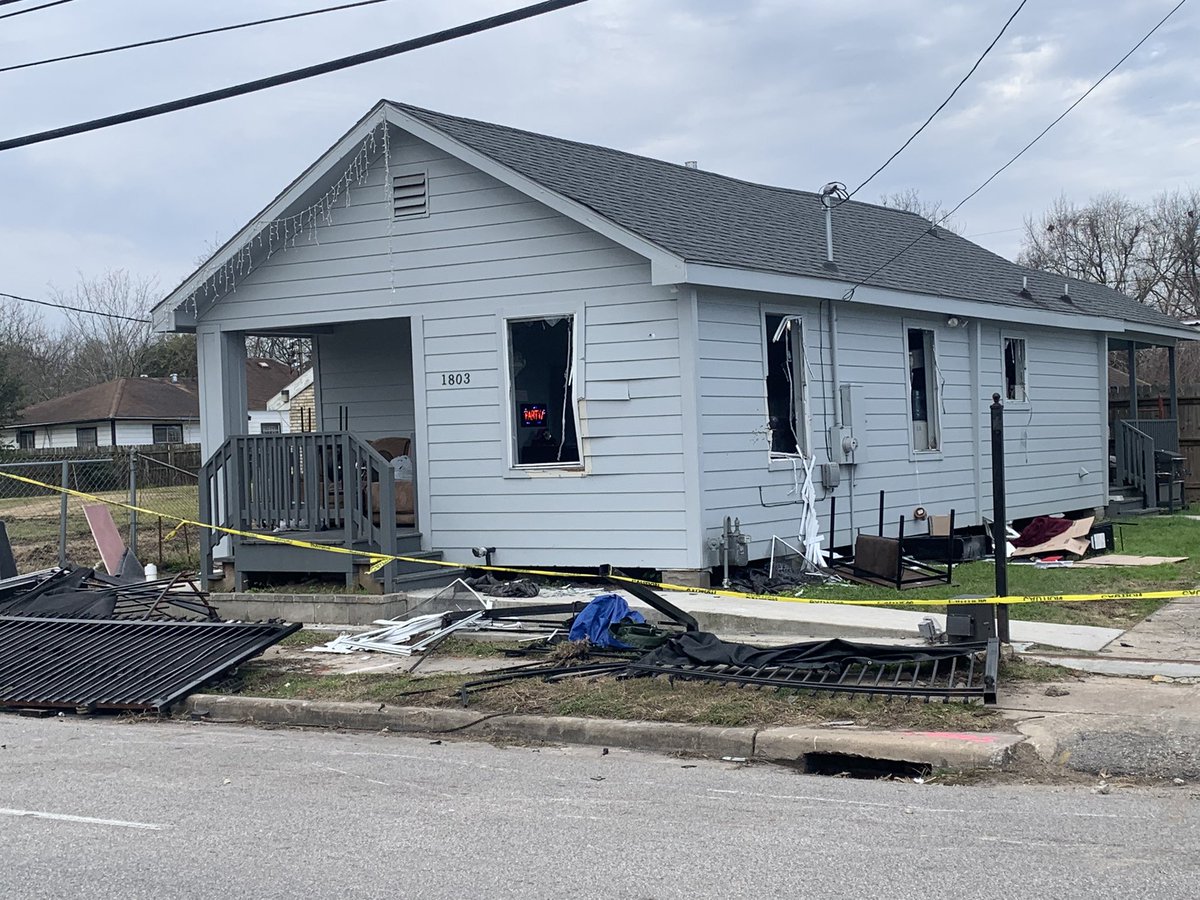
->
[681,262,1195,340]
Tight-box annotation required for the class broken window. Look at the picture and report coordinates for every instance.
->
[17,430,34,450]
[907,328,939,451]
[75,427,98,448]
[508,316,580,467]
[764,314,808,456]
[1004,337,1028,402]
[152,423,184,445]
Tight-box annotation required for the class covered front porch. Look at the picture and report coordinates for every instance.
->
[196,317,454,591]
[1109,337,1188,512]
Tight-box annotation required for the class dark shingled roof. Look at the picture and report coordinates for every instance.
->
[392,102,1187,334]
[13,359,295,427]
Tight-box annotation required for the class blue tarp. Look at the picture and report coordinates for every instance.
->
[568,593,645,649]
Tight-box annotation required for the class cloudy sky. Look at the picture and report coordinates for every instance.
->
[1,0,1196,323]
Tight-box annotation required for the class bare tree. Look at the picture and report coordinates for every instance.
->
[1017,192,1149,299]
[1142,188,1200,319]
[49,270,159,385]
[879,188,961,233]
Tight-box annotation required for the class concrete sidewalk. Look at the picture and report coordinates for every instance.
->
[486,587,1124,652]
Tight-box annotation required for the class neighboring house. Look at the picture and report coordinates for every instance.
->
[266,368,316,433]
[1,359,295,449]
[152,101,1196,588]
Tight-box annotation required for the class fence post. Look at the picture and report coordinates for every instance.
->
[128,450,138,559]
[59,460,69,567]
[990,393,1010,643]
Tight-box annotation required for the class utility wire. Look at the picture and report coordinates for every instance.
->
[842,0,1189,301]
[0,0,587,153]
[845,0,1028,202]
[2,0,401,75]
[0,291,151,324]
[0,0,74,21]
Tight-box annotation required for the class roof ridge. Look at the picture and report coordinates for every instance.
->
[388,100,927,219]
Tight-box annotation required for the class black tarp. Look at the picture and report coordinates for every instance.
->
[633,632,988,672]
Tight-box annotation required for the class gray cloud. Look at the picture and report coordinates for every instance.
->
[0,0,1196,313]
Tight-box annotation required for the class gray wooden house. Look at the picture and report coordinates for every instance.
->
[153,101,1196,590]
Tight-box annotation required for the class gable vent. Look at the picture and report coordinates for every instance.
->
[393,171,428,218]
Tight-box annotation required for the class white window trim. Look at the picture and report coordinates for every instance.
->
[903,322,943,459]
[1002,333,1031,407]
[761,308,812,465]
[498,305,588,476]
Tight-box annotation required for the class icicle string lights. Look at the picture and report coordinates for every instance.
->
[183,118,387,316]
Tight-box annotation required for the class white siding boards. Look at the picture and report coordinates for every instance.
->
[172,108,1117,574]
[190,124,689,569]
[696,289,1106,559]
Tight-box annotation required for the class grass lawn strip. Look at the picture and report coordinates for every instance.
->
[219,634,1045,732]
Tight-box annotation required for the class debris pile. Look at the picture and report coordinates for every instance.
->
[0,561,298,714]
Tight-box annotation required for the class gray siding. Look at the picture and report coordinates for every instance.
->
[697,290,1106,558]
[197,128,689,569]
[315,319,415,442]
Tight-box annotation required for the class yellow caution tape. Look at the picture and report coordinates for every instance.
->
[0,468,1193,608]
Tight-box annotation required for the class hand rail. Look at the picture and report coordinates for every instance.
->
[199,431,399,590]
[1115,420,1156,509]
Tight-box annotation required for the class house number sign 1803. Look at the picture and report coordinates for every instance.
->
[441,373,471,386]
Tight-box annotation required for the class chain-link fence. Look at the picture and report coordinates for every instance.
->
[0,447,201,575]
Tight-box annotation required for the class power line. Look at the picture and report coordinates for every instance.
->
[0,291,151,324]
[0,0,586,153]
[845,0,1028,202]
[0,0,75,21]
[1,0,401,75]
[842,0,1189,301]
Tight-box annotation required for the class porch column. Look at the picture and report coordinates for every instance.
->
[196,327,248,459]
[1169,344,1179,422]
[1127,343,1138,420]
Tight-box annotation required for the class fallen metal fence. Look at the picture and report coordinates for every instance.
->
[459,637,1000,705]
[0,616,299,713]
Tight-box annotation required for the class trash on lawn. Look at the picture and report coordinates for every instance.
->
[1009,516,1093,559]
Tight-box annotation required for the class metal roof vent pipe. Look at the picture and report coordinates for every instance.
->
[818,182,849,271]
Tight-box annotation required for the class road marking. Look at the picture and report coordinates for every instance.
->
[0,808,166,831]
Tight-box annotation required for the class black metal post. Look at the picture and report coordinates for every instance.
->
[990,393,1010,643]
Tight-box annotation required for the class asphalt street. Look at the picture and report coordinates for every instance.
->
[1,716,1198,899]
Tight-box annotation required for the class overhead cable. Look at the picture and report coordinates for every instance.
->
[845,0,1028,202]
[0,290,151,323]
[1,0,401,74]
[842,0,1189,301]
[0,0,75,21]
[0,0,588,153]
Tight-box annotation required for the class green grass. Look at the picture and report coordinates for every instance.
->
[784,513,1200,627]
[222,662,1004,731]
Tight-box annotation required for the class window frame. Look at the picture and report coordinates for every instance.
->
[259,422,283,435]
[17,429,35,450]
[500,310,586,473]
[152,423,185,445]
[761,310,811,462]
[1002,334,1030,405]
[75,426,98,449]
[904,324,942,456]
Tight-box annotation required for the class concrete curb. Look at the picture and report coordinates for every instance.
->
[182,694,1023,771]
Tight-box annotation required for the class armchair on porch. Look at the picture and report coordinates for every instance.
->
[366,437,416,527]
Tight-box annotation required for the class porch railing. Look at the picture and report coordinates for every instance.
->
[1115,420,1159,509]
[199,431,400,589]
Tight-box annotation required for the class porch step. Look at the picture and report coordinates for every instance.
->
[383,566,468,593]
[1107,486,1159,518]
